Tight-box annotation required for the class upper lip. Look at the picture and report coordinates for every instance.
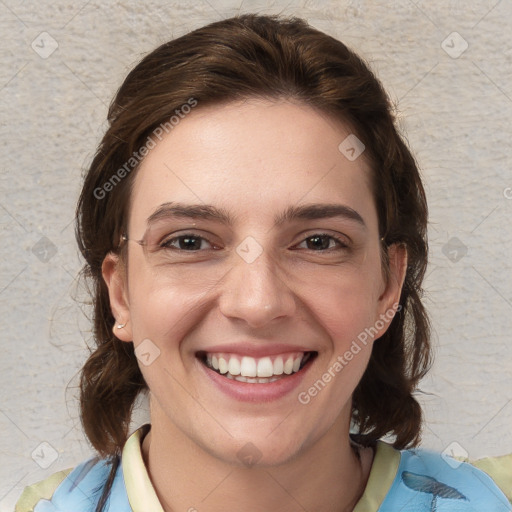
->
[196,342,317,358]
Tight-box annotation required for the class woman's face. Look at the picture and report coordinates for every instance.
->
[104,98,405,466]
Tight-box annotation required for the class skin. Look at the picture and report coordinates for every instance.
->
[103,98,407,512]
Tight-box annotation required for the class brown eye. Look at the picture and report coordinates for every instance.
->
[161,234,214,251]
[296,234,348,251]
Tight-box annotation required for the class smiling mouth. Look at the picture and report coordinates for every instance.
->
[196,351,318,383]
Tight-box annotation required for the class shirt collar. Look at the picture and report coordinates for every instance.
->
[353,440,401,511]
[122,424,164,512]
[122,424,400,512]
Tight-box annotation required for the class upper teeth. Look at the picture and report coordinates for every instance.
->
[206,352,307,378]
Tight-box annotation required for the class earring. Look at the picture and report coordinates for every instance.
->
[116,322,126,329]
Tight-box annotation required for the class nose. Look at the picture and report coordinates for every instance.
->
[218,248,296,328]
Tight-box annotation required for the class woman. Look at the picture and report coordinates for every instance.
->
[16,13,511,512]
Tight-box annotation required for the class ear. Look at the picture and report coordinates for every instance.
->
[376,243,408,329]
[102,252,133,342]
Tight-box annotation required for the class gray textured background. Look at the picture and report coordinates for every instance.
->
[1,0,511,509]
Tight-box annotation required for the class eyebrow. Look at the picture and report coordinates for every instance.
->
[146,202,366,229]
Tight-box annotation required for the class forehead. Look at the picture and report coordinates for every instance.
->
[129,98,376,231]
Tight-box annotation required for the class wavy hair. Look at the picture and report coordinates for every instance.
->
[75,13,431,511]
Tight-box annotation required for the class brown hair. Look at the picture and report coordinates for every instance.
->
[76,13,431,506]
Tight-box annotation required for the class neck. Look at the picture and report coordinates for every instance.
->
[142,402,373,512]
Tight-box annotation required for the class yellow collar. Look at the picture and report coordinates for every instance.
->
[122,425,400,512]
[122,424,164,512]
[353,440,401,511]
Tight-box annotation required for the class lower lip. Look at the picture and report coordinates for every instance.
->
[197,357,314,403]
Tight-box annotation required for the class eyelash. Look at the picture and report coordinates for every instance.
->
[159,232,349,252]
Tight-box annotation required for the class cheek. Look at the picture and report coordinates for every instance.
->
[297,275,379,418]
[125,240,385,347]
[302,263,384,341]
[129,282,200,346]
[125,255,187,344]
[311,290,376,376]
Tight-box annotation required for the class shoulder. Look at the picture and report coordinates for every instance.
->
[15,455,131,512]
[379,445,511,512]
[470,452,512,504]
[15,469,72,512]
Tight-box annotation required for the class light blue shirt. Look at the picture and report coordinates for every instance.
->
[21,426,511,512]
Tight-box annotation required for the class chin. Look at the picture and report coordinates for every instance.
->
[196,425,312,469]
